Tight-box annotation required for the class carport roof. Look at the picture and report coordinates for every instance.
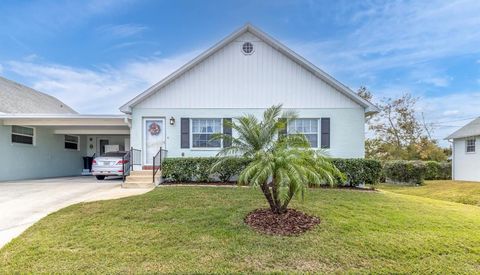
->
[0,114,130,135]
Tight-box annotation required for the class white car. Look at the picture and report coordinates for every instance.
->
[91,151,129,180]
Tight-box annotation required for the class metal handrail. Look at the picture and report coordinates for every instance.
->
[129,147,142,171]
[122,151,131,182]
[152,147,168,183]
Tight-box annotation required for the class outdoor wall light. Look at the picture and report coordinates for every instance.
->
[169,117,175,126]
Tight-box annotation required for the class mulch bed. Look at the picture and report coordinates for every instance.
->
[245,208,320,236]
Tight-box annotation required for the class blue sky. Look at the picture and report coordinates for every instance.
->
[1,0,480,144]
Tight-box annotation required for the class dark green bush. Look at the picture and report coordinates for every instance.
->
[162,157,250,183]
[383,160,426,185]
[162,157,382,186]
[162,157,216,182]
[210,157,251,182]
[331,158,382,186]
[424,161,451,180]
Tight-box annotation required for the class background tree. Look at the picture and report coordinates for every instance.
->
[357,88,448,161]
[212,105,344,214]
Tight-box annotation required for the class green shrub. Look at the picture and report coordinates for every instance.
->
[162,157,250,183]
[383,160,426,185]
[424,161,451,180]
[162,158,197,182]
[163,157,382,186]
[332,158,382,186]
[210,157,251,182]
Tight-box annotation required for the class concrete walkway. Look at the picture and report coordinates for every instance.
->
[0,176,152,248]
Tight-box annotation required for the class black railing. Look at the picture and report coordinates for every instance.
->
[130,147,142,171]
[152,147,167,184]
[122,151,131,182]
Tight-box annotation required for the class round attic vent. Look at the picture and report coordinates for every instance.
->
[242,42,254,55]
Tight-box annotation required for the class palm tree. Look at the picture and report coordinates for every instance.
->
[212,104,343,214]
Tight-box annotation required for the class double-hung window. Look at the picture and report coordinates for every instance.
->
[11,125,35,145]
[466,137,476,153]
[288,119,319,147]
[64,135,80,150]
[192,118,222,148]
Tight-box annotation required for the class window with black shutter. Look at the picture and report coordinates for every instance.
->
[180,118,190,148]
[321,118,330,148]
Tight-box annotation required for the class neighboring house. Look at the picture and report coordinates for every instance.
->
[0,24,377,182]
[446,117,480,182]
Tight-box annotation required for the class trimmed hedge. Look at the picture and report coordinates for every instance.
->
[383,160,427,185]
[332,158,382,186]
[424,161,451,180]
[162,157,250,183]
[162,157,382,186]
[380,160,451,185]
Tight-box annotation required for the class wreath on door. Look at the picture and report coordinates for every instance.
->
[148,122,161,136]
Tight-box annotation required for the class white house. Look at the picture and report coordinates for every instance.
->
[120,24,378,168]
[0,24,377,182]
[446,117,480,182]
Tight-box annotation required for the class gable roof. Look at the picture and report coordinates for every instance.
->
[0,76,77,114]
[446,117,480,139]
[120,23,379,114]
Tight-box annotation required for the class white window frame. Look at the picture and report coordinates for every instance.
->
[11,125,36,146]
[287,118,320,148]
[190,118,223,150]
[64,135,80,151]
[466,137,476,153]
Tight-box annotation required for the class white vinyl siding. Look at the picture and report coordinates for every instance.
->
[135,31,362,110]
[288,119,319,147]
[64,135,80,150]
[452,137,480,181]
[191,118,222,148]
[11,125,35,145]
[466,137,476,153]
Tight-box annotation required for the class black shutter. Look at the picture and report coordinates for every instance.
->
[321,118,330,148]
[180,118,190,148]
[223,118,232,147]
[278,118,287,138]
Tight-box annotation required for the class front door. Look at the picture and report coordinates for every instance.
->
[143,118,166,165]
[99,139,109,156]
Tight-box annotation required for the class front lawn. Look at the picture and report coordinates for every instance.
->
[379,180,480,206]
[1,186,479,273]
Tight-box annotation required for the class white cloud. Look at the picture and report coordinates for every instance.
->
[420,77,450,87]
[0,64,3,74]
[6,50,199,114]
[96,24,148,38]
[417,92,480,145]
[290,0,480,75]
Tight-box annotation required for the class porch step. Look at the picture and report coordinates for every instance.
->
[130,170,152,176]
[122,170,162,189]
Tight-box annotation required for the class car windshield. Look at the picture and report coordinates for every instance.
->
[101,152,126,157]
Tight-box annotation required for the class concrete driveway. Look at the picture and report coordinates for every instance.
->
[0,176,152,248]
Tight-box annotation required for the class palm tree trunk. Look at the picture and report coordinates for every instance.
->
[260,182,276,212]
[279,188,295,213]
[271,178,282,214]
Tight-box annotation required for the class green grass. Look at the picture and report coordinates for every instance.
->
[379,180,480,206]
[1,186,480,273]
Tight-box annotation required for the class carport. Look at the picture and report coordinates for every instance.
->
[0,114,131,181]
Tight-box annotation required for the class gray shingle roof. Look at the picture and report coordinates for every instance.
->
[446,117,480,139]
[0,76,77,114]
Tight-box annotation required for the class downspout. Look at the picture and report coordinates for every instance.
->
[449,139,455,180]
[124,114,132,128]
